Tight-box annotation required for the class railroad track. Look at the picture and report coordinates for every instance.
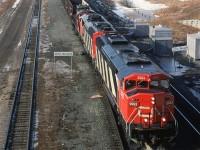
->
[171,85,200,136]
[4,0,41,149]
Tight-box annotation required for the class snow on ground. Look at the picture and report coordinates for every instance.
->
[113,0,167,22]
[12,0,21,8]
[113,3,134,18]
[115,0,167,11]
[17,40,22,47]
[112,8,126,18]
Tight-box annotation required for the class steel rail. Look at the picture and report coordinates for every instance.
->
[4,0,41,149]
[175,106,200,136]
[171,85,200,136]
[27,0,42,149]
[171,84,200,115]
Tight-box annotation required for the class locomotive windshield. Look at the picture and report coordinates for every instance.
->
[150,79,170,89]
[137,80,148,88]
[125,80,136,90]
[125,79,148,90]
[125,79,170,91]
[150,80,159,88]
[161,79,170,89]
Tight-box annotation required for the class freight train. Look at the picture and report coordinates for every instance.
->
[63,0,178,145]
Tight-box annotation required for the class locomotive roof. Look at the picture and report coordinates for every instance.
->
[81,13,168,79]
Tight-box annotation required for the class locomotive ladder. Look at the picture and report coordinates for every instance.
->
[4,0,41,149]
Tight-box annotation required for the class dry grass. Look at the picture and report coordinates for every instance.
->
[148,0,200,42]
[0,0,15,15]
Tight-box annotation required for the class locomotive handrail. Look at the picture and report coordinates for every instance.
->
[129,113,138,136]
[166,107,178,136]
[126,108,137,132]
[126,108,137,133]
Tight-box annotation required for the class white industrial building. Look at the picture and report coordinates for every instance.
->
[187,32,200,60]
[149,25,173,56]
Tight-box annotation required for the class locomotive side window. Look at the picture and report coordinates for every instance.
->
[125,80,136,90]
[150,80,159,88]
[137,80,148,88]
[161,79,169,89]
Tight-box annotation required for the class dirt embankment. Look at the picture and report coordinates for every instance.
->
[148,0,200,42]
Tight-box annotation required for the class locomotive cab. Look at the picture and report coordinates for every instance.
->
[118,73,177,143]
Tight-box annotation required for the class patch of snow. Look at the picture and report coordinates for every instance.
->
[129,0,167,11]
[112,9,126,18]
[90,94,103,99]
[12,0,21,9]
[55,60,77,75]
[113,3,135,16]
[0,28,3,34]
[3,64,11,72]
[40,35,52,53]
[18,40,22,47]
[113,0,166,22]
[32,18,38,28]
[42,60,78,81]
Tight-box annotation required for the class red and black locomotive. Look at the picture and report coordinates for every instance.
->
[64,0,178,144]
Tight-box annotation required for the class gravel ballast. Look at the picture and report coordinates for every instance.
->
[36,0,121,149]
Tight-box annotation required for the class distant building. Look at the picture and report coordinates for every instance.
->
[149,25,173,56]
[187,32,200,60]
[134,23,149,37]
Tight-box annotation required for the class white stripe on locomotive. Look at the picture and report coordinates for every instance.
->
[101,55,106,81]
[83,29,86,43]
[98,50,102,75]
[96,48,99,69]
[104,60,110,89]
[109,67,116,97]
[85,32,88,48]
[89,37,92,55]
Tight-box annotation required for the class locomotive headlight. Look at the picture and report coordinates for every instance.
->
[161,117,166,127]
[151,97,155,105]
[162,117,166,122]
[144,118,148,123]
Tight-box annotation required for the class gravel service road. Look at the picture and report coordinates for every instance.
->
[36,0,121,149]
